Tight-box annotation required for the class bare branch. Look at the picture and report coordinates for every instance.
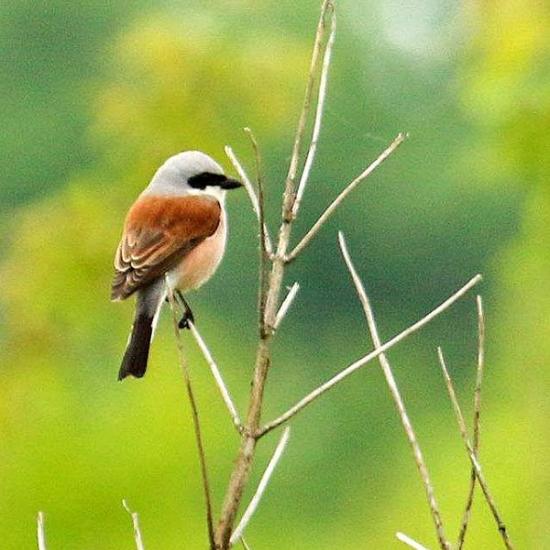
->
[37,512,47,550]
[457,295,485,548]
[122,500,146,550]
[437,348,514,550]
[259,273,482,436]
[287,132,407,262]
[473,295,485,452]
[396,532,430,550]
[244,127,270,335]
[187,321,242,432]
[215,4,334,546]
[339,233,450,549]
[281,0,334,220]
[166,282,215,549]
[292,9,336,218]
[230,428,291,545]
[225,145,273,255]
[273,283,300,331]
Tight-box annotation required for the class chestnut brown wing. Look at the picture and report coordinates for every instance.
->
[111,195,221,300]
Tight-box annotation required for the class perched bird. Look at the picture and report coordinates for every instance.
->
[111,151,242,380]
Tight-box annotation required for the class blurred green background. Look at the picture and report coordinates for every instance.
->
[1,0,548,548]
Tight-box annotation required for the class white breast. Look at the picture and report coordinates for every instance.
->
[169,209,227,292]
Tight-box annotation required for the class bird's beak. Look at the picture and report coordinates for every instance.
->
[220,177,243,190]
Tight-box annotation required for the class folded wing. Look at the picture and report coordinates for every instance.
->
[111,195,221,300]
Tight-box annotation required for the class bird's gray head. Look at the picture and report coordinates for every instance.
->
[145,151,242,198]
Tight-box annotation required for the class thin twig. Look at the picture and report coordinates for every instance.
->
[473,296,485,461]
[259,274,482,436]
[230,427,291,545]
[292,8,336,218]
[281,0,333,220]
[244,127,269,336]
[273,283,300,331]
[122,500,146,550]
[437,348,514,550]
[166,282,215,550]
[396,532,430,550]
[37,512,47,550]
[457,295,485,548]
[241,537,252,550]
[187,321,242,432]
[225,145,273,255]
[286,132,407,262]
[339,233,450,549]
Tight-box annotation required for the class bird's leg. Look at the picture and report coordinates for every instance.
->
[175,290,195,329]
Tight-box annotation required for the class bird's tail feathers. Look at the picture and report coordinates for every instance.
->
[118,280,164,380]
[118,313,153,380]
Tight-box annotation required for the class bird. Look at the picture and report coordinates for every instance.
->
[111,151,242,380]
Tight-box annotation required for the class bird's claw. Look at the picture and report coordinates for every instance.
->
[178,310,195,330]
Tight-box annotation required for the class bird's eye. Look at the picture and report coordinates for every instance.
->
[188,172,227,189]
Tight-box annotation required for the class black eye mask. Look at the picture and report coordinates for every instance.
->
[188,172,242,190]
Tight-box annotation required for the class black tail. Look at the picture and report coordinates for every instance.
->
[118,313,154,380]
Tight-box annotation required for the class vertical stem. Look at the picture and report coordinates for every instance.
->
[457,295,485,548]
[214,254,286,548]
[244,128,269,336]
[215,3,333,546]
[167,286,215,549]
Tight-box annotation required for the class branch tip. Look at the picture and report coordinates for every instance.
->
[273,282,300,331]
[122,500,146,550]
[37,511,47,550]
[396,532,430,550]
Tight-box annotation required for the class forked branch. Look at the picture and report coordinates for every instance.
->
[281,0,335,218]
[292,7,337,217]
[437,348,513,549]
[339,232,450,549]
[259,273,482,437]
[230,427,291,545]
[457,295,485,548]
[286,132,407,262]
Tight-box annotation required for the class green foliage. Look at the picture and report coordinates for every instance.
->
[463,1,550,546]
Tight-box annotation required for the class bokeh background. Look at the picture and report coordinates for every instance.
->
[1,0,548,548]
